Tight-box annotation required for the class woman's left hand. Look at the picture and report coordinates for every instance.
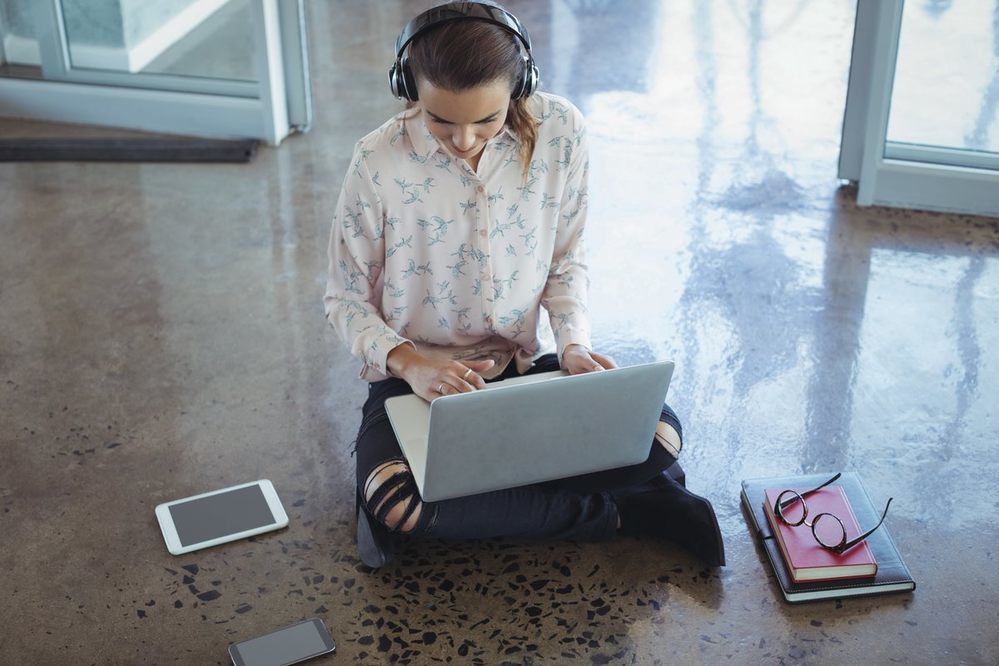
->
[561,344,618,375]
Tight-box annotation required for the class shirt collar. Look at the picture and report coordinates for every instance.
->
[404,108,520,163]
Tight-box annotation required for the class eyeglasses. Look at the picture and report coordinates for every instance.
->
[773,472,893,554]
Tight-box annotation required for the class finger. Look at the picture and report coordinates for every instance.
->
[453,376,478,393]
[457,364,476,383]
[468,365,491,388]
[573,353,603,373]
[446,365,475,392]
[590,352,617,369]
[460,361,492,388]
[464,371,487,390]
[469,363,491,380]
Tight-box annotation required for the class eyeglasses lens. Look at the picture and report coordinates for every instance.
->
[777,491,805,524]
[813,513,846,549]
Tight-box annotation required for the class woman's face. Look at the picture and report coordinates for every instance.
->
[416,78,510,162]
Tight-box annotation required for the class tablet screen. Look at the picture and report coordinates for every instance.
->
[169,484,275,546]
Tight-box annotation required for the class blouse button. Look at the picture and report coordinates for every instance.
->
[479,229,487,237]
[476,186,485,193]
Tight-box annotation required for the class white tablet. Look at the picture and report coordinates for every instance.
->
[155,480,289,555]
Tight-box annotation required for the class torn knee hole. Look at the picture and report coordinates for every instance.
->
[363,459,403,497]
[655,422,682,456]
[363,460,423,533]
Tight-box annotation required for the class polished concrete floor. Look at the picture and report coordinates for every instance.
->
[2,1,998,664]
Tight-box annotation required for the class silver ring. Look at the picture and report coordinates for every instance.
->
[462,367,472,380]
[437,383,446,394]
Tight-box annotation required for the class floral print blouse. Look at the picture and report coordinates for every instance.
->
[324,92,591,382]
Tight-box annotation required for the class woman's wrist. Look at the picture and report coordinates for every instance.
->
[386,343,420,379]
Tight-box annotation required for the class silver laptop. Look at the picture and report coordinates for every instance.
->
[383,360,675,501]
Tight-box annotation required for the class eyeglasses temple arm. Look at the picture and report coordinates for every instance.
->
[839,497,893,552]
[781,472,843,510]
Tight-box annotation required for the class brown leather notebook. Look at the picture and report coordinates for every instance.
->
[741,472,916,603]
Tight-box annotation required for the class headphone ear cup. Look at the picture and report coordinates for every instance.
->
[526,60,539,97]
[512,56,538,99]
[400,55,418,101]
[388,56,419,101]
[388,60,402,99]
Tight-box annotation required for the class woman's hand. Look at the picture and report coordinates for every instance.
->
[561,344,617,375]
[387,344,495,402]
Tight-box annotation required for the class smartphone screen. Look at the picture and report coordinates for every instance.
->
[169,484,276,547]
[229,619,335,666]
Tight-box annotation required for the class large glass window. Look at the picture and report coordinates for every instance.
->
[888,1,999,155]
[1,0,40,72]
[0,0,310,143]
[59,0,257,82]
[839,0,999,218]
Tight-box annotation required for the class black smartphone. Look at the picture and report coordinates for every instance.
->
[228,618,335,666]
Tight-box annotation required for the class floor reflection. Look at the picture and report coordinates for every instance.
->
[2,1,999,663]
[528,0,998,546]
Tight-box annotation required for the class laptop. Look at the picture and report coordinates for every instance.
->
[383,360,675,501]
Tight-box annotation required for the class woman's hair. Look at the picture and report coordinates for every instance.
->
[407,12,538,177]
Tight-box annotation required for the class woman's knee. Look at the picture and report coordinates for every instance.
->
[655,422,682,458]
[656,405,683,457]
[362,459,423,533]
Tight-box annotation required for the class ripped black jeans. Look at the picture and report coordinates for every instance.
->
[354,354,682,542]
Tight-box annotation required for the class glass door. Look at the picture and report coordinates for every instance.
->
[0,0,310,143]
[839,0,999,218]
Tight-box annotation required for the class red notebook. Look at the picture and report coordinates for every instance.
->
[763,485,877,583]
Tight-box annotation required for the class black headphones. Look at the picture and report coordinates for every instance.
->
[388,2,539,102]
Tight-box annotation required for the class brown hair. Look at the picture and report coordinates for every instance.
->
[406,15,538,177]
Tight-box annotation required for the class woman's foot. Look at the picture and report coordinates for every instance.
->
[615,473,726,567]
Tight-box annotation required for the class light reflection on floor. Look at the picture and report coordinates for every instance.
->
[1,0,998,664]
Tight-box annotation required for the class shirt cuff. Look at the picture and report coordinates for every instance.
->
[557,335,592,364]
[363,331,414,379]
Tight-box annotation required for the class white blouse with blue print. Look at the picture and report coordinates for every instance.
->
[324,92,592,382]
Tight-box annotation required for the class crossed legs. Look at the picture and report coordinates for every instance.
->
[360,418,682,536]
[357,358,684,540]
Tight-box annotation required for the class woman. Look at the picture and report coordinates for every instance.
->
[324,1,724,568]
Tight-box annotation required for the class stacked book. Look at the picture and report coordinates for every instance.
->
[741,472,916,603]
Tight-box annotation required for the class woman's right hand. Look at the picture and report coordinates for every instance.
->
[387,344,495,402]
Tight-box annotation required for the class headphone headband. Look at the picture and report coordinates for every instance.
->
[389,1,539,101]
[394,2,532,59]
